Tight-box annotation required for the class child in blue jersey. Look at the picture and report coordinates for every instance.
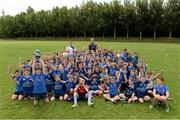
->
[116,65,129,93]
[32,58,49,105]
[44,65,53,94]
[149,76,170,112]
[119,77,137,103]
[134,75,150,103]
[86,74,103,106]
[8,65,23,100]
[20,68,34,100]
[108,62,117,76]
[87,74,103,95]
[50,75,66,101]
[64,75,75,101]
[146,70,164,95]
[103,75,120,104]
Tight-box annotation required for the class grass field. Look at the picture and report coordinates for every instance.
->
[0,40,180,119]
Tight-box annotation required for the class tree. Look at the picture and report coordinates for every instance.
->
[123,0,136,39]
[149,0,164,39]
[136,0,149,39]
[164,0,179,39]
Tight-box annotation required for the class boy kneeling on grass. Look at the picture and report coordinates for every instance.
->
[149,75,170,112]
[32,58,49,105]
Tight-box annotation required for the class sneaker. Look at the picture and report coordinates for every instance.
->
[165,107,170,112]
[149,105,154,109]
[111,100,118,105]
[120,98,127,104]
[72,104,78,108]
[88,102,94,107]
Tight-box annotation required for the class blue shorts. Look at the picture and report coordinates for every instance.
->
[46,85,53,93]
[34,93,47,100]
[54,93,64,98]
[24,93,34,98]
[110,94,118,98]
[14,91,23,95]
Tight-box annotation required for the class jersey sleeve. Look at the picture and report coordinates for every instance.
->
[165,85,169,92]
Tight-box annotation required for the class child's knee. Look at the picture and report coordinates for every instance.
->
[119,93,125,98]
[44,98,49,103]
[59,96,63,101]
[50,96,55,101]
[64,94,68,100]
[18,95,23,100]
[11,95,17,100]
[98,90,103,96]
[144,96,150,101]
[73,92,78,97]
[139,98,144,103]
[132,96,138,101]
[161,96,167,101]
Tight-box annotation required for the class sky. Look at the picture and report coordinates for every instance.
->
[0,0,112,16]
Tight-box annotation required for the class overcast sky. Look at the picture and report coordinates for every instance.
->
[0,0,112,16]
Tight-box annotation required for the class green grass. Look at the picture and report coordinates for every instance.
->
[0,40,180,119]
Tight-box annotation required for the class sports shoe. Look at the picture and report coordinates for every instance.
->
[88,102,94,107]
[72,104,78,108]
[111,100,118,105]
[165,107,170,112]
[149,105,154,109]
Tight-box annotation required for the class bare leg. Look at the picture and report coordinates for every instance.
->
[103,94,112,101]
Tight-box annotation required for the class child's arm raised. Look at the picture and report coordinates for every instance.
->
[32,58,35,75]
[116,69,122,82]
[8,64,14,77]
[40,58,46,74]
[124,70,128,83]
[153,70,164,80]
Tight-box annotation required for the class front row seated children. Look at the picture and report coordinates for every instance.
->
[103,75,120,104]
[72,78,94,108]
[119,77,137,103]
[149,76,170,112]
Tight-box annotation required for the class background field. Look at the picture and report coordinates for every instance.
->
[0,39,180,119]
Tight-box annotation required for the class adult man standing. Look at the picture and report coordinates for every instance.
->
[89,38,97,51]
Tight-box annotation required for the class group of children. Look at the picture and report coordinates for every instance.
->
[8,40,170,112]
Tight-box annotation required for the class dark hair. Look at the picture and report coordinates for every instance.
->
[15,70,20,73]
[157,75,165,82]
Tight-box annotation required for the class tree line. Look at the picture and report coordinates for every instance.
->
[0,0,179,39]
